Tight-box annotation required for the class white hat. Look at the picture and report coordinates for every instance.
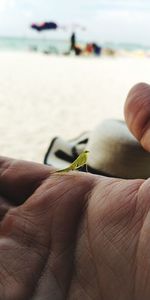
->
[44,119,150,179]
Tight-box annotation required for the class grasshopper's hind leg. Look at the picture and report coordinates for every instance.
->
[85,163,88,173]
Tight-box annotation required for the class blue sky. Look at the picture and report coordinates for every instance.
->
[0,0,150,45]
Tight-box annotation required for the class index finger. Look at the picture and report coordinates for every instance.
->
[0,156,52,204]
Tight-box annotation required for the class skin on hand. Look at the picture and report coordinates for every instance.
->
[0,157,149,300]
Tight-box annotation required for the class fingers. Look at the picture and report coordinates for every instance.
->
[124,83,150,152]
[0,173,94,298]
[0,157,52,204]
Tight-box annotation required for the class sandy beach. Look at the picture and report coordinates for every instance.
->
[0,51,150,163]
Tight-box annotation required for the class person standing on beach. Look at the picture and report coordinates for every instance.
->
[69,32,82,56]
[70,32,76,52]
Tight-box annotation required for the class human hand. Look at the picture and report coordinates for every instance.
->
[0,83,149,300]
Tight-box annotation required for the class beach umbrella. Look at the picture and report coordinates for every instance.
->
[31,22,58,32]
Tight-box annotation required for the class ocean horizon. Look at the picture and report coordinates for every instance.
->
[0,36,150,53]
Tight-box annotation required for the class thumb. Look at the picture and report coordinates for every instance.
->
[124,83,150,152]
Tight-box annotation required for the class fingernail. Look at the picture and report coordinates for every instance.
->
[141,128,150,152]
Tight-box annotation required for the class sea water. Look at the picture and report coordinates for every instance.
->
[0,36,150,54]
[0,37,69,53]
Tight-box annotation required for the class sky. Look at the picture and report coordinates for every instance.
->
[0,0,150,45]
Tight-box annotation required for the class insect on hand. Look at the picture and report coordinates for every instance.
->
[55,150,89,173]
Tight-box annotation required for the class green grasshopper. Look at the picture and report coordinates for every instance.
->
[55,150,89,173]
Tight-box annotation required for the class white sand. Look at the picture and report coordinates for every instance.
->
[0,51,150,163]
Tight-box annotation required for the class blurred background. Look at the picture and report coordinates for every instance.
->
[0,0,150,162]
